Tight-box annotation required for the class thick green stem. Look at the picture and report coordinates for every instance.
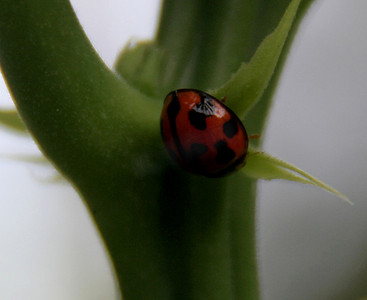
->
[228,176,258,298]
[0,0,160,185]
[160,173,234,299]
[78,168,257,299]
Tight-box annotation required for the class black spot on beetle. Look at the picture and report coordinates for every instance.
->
[189,143,208,159]
[215,140,235,164]
[184,143,208,173]
[208,152,247,178]
[223,117,238,138]
[189,110,207,130]
[230,152,246,170]
[167,94,181,121]
[166,93,188,161]
[189,96,215,130]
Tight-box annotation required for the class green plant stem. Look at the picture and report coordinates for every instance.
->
[0,0,160,185]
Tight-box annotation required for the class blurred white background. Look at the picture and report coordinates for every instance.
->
[0,0,366,299]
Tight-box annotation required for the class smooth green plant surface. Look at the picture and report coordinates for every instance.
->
[0,0,349,299]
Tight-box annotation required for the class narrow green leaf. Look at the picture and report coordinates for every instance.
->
[244,149,352,205]
[115,41,164,98]
[212,0,301,118]
[0,109,27,133]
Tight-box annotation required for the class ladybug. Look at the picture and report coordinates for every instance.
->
[160,89,248,177]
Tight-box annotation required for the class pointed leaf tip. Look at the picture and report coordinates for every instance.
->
[243,149,353,205]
